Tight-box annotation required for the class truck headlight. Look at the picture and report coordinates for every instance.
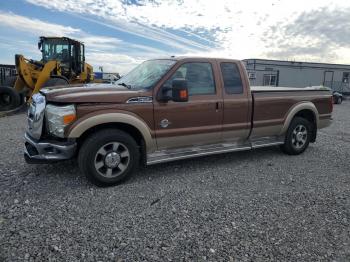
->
[45,104,76,137]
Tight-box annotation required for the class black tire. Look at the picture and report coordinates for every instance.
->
[0,86,21,111]
[337,97,342,104]
[3,76,17,87]
[43,77,69,87]
[78,129,140,187]
[280,117,312,155]
[2,76,25,106]
[333,96,339,104]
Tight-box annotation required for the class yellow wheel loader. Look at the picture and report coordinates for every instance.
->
[0,37,94,111]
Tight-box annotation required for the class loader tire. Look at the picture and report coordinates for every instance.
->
[0,86,21,111]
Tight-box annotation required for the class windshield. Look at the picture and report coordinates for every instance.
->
[42,40,70,62]
[115,59,176,90]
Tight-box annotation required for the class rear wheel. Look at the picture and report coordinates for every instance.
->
[336,96,342,104]
[78,129,140,187]
[281,117,312,155]
[0,86,21,111]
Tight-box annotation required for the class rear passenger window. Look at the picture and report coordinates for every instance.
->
[165,62,216,95]
[220,63,243,94]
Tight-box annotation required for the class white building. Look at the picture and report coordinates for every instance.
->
[244,59,350,94]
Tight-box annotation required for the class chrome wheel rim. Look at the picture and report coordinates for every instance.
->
[94,142,130,178]
[291,124,308,149]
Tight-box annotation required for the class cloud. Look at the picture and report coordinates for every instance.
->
[78,36,122,50]
[25,0,350,62]
[283,7,350,47]
[261,6,350,63]
[0,11,126,51]
[25,0,215,53]
[0,11,81,36]
[0,11,169,73]
[3,0,350,73]
[86,52,143,73]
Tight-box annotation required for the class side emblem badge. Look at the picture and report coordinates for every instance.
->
[160,119,171,128]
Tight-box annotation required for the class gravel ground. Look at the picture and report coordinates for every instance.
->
[0,102,349,261]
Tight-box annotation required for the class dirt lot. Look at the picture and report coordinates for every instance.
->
[0,102,349,261]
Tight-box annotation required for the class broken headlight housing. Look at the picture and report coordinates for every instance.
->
[45,104,76,138]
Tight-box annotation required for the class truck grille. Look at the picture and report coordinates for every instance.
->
[27,93,46,140]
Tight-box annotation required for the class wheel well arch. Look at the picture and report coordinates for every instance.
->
[76,122,147,164]
[294,109,316,125]
[77,122,144,147]
[281,102,319,143]
[68,112,156,152]
[294,109,317,142]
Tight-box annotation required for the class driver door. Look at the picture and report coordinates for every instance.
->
[153,61,223,150]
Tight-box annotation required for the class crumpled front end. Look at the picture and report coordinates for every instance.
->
[24,93,77,163]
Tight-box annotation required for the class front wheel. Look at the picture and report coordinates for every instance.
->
[280,117,312,155]
[78,129,140,187]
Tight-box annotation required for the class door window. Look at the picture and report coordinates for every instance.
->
[164,62,215,95]
[220,63,243,94]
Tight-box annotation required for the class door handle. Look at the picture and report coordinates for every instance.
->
[215,102,220,112]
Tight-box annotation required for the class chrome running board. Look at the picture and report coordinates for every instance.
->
[147,137,284,165]
[251,136,284,149]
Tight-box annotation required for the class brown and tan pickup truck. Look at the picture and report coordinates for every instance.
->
[24,57,333,186]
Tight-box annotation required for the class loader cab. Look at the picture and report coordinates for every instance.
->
[38,37,85,79]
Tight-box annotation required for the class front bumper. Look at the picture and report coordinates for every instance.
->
[24,132,77,164]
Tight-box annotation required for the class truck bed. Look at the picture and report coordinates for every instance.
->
[250,85,330,92]
[250,86,333,139]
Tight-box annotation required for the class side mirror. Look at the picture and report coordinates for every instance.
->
[172,78,188,102]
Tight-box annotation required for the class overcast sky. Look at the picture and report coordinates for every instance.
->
[1,0,350,73]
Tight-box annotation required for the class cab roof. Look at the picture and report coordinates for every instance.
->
[39,36,83,45]
[150,56,241,63]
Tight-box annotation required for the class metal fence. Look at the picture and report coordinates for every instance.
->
[0,64,17,85]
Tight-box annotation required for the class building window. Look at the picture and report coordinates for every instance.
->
[248,72,256,79]
[342,72,349,83]
[263,74,277,86]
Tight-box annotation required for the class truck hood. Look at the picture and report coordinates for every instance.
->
[41,83,150,103]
